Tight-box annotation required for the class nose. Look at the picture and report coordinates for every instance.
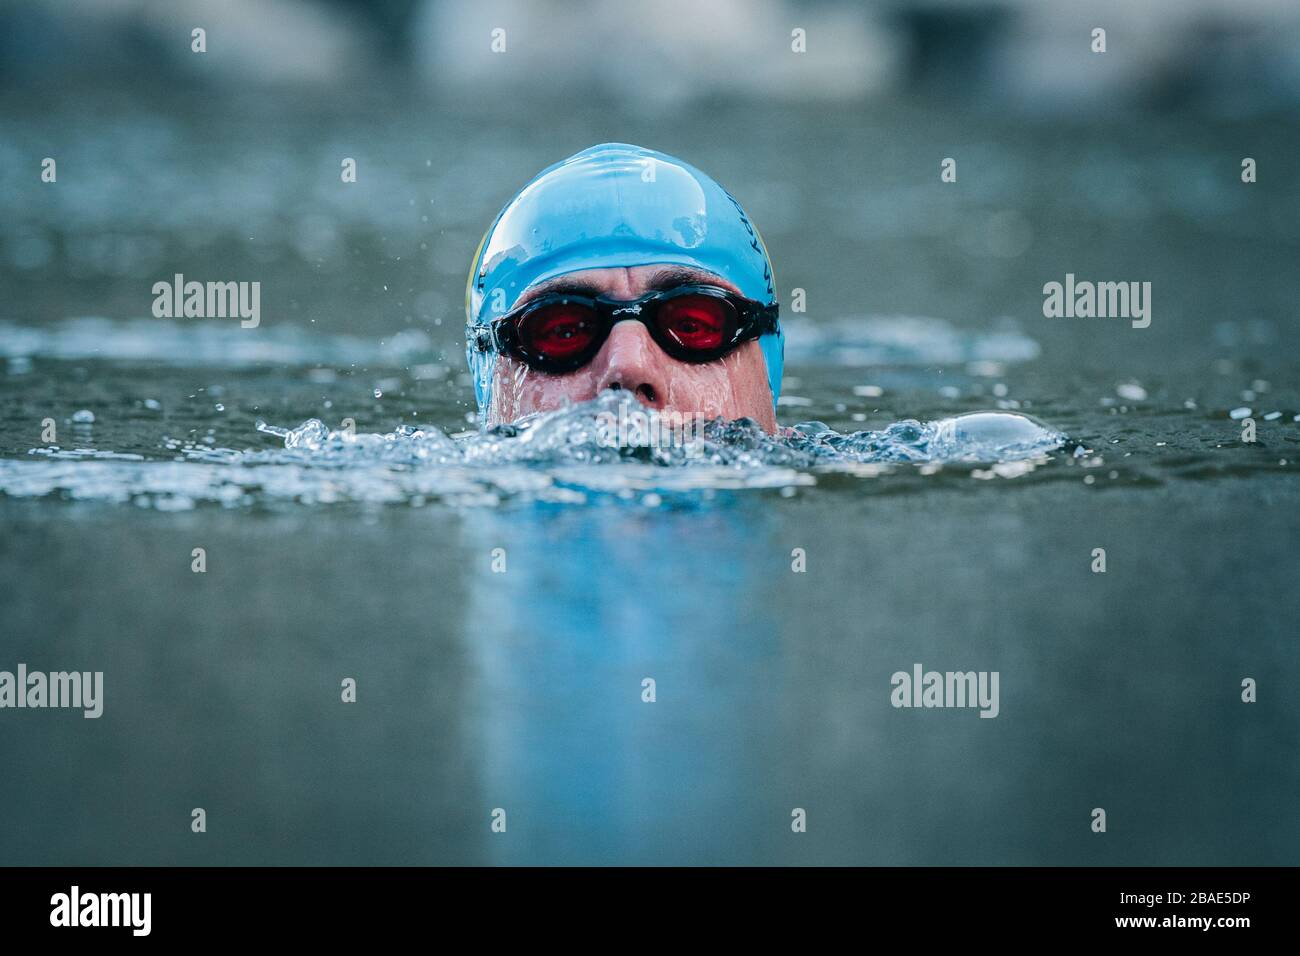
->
[589,321,669,408]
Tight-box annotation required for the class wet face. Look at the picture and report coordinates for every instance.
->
[486,265,778,432]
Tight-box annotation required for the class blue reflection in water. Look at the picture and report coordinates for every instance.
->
[460,499,782,864]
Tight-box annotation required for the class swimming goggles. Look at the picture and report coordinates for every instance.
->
[470,284,780,374]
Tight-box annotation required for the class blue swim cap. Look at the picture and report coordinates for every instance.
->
[465,143,783,422]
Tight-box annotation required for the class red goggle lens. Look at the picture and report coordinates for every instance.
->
[655,294,736,353]
[517,303,600,361]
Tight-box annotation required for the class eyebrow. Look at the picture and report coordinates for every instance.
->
[643,266,737,293]
[517,277,605,302]
[517,266,738,306]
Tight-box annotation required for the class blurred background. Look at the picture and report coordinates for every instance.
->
[2,0,1299,374]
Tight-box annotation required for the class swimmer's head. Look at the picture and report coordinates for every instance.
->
[465,143,783,431]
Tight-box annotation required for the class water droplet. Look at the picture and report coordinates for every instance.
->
[1116,382,1147,401]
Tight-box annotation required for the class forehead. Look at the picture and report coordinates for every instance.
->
[519,265,741,302]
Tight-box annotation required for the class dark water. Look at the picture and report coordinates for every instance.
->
[1,92,1297,864]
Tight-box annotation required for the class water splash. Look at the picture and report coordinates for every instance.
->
[1,392,1066,509]
[250,391,1065,468]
